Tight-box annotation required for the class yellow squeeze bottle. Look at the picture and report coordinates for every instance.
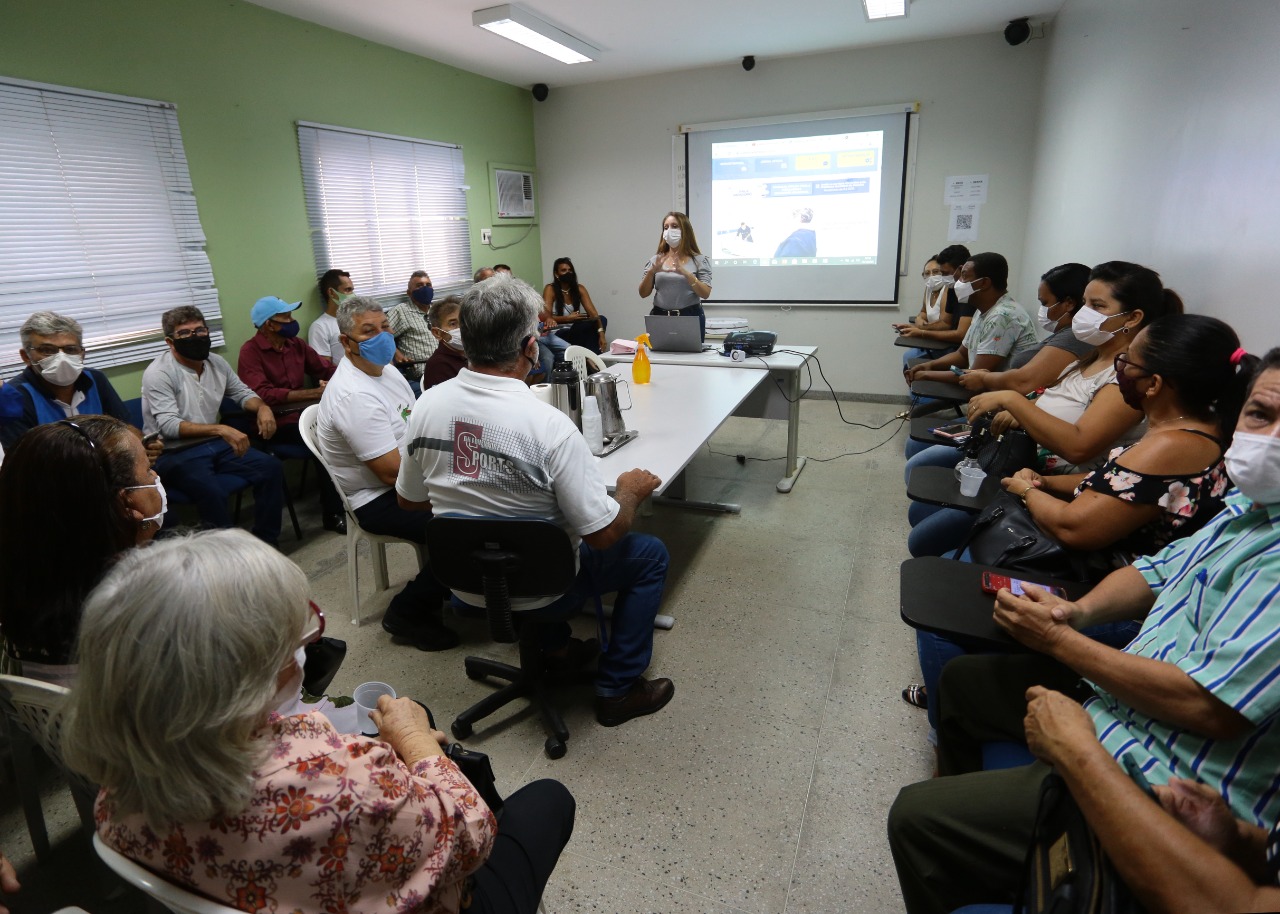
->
[633,333,652,385]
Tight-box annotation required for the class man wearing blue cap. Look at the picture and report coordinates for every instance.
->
[238,296,344,533]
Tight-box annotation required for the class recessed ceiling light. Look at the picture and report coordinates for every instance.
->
[862,0,908,21]
[473,4,598,65]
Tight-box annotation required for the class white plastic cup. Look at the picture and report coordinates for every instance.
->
[958,465,987,498]
[353,681,397,736]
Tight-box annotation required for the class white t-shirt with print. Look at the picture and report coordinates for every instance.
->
[395,368,619,608]
[316,358,416,509]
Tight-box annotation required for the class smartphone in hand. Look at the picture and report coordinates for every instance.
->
[981,572,1066,598]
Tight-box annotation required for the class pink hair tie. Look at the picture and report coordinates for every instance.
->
[1230,347,1248,365]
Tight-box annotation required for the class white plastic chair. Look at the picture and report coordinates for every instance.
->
[0,674,96,861]
[562,345,606,381]
[93,833,241,914]
[298,405,426,625]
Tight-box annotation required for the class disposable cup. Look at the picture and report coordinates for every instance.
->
[958,465,987,498]
[353,681,397,736]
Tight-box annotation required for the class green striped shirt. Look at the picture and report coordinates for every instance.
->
[1086,490,1280,826]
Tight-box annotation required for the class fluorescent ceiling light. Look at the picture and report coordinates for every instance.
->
[862,0,908,20]
[473,4,598,65]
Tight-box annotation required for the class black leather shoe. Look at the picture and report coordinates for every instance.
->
[594,676,674,727]
[382,615,461,651]
[322,513,347,535]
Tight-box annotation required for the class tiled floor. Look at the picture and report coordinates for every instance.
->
[0,397,933,913]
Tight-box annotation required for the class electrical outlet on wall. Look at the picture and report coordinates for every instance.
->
[481,228,492,244]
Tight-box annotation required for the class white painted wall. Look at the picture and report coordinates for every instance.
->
[533,35,1047,396]
[1020,0,1280,352]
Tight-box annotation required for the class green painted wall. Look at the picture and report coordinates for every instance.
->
[5,0,540,397]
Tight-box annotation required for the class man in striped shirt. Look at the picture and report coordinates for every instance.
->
[888,352,1280,914]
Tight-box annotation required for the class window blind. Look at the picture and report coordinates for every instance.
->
[297,122,472,303]
[0,77,220,374]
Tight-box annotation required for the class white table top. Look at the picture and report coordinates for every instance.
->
[594,363,765,494]
[603,344,817,371]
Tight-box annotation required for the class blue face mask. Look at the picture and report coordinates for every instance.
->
[276,320,300,339]
[357,331,397,366]
[411,285,435,308]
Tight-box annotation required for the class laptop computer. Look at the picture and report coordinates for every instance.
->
[644,314,704,353]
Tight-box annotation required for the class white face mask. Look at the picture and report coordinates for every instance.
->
[953,278,981,303]
[271,645,308,713]
[1072,307,1131,345]
[1037,304,1065,333]
[663,227,682,248]
[1225,432,1280,505]
[924,275,948,291]
[36,351,84,387]
[446,328,464,351]
[124,475,168,529]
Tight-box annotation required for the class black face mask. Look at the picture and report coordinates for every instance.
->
[172,335,212,361]
[561,272,577,287]
[1115,368,1149,411]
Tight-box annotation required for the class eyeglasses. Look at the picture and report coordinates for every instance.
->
[171,327,210,340]
[28,344,85,358]
[300,600,325,646]
[1114,352,1152,376]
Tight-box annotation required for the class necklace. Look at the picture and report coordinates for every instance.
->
[1147,415,1189,430]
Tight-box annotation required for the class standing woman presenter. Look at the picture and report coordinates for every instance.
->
[639,212,713,341]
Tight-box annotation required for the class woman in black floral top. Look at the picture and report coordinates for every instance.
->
[1003,315,1252,567]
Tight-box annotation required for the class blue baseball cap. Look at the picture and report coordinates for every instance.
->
[250,296,301,328]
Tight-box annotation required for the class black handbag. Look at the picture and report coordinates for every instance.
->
[302,636,347,696]
[960,491,1079,579]
[960,416,1036,480]
[420,704,505,814]
[1015,771,1143,914]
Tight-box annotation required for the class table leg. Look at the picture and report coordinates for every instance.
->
[654,469,741,514]
[776,367,808,493]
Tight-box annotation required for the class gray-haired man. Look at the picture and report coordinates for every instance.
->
[395,276,675,727]
[315,296,458,650]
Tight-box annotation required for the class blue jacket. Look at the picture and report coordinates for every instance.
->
[0,365,129,452]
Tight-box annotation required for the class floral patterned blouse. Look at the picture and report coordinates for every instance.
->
[96,711,497,914]
[1074,429,1230,563]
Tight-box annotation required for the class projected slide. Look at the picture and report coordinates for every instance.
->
[709,130,883,267]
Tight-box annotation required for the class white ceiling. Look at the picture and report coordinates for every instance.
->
[244,0,1065,89]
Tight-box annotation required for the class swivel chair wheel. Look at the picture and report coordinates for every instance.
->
[544,737,566,760]
[451,720,473,739]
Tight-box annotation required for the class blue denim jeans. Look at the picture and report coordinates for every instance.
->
[486,533,669,698]
[904,441,963,482]
[908,506,975,558]
[157,438,285,543]
[537,331,571,378]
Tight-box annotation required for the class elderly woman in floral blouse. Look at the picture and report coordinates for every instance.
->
[62,529,574,914]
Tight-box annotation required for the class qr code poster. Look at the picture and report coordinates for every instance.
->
[948,203,980,243]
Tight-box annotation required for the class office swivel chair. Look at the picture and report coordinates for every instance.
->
[424,516,580,759]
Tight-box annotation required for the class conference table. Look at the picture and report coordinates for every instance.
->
[603,344,818,493]
[594,362,765,512]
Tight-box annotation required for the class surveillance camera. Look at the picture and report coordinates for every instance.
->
[742,55,756,72]
[1004,18,1031,46]
[532,83,549,102]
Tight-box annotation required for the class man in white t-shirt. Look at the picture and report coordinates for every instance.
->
[310,268,353,364]
[315,296,458,650]
[396,276,675,727]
